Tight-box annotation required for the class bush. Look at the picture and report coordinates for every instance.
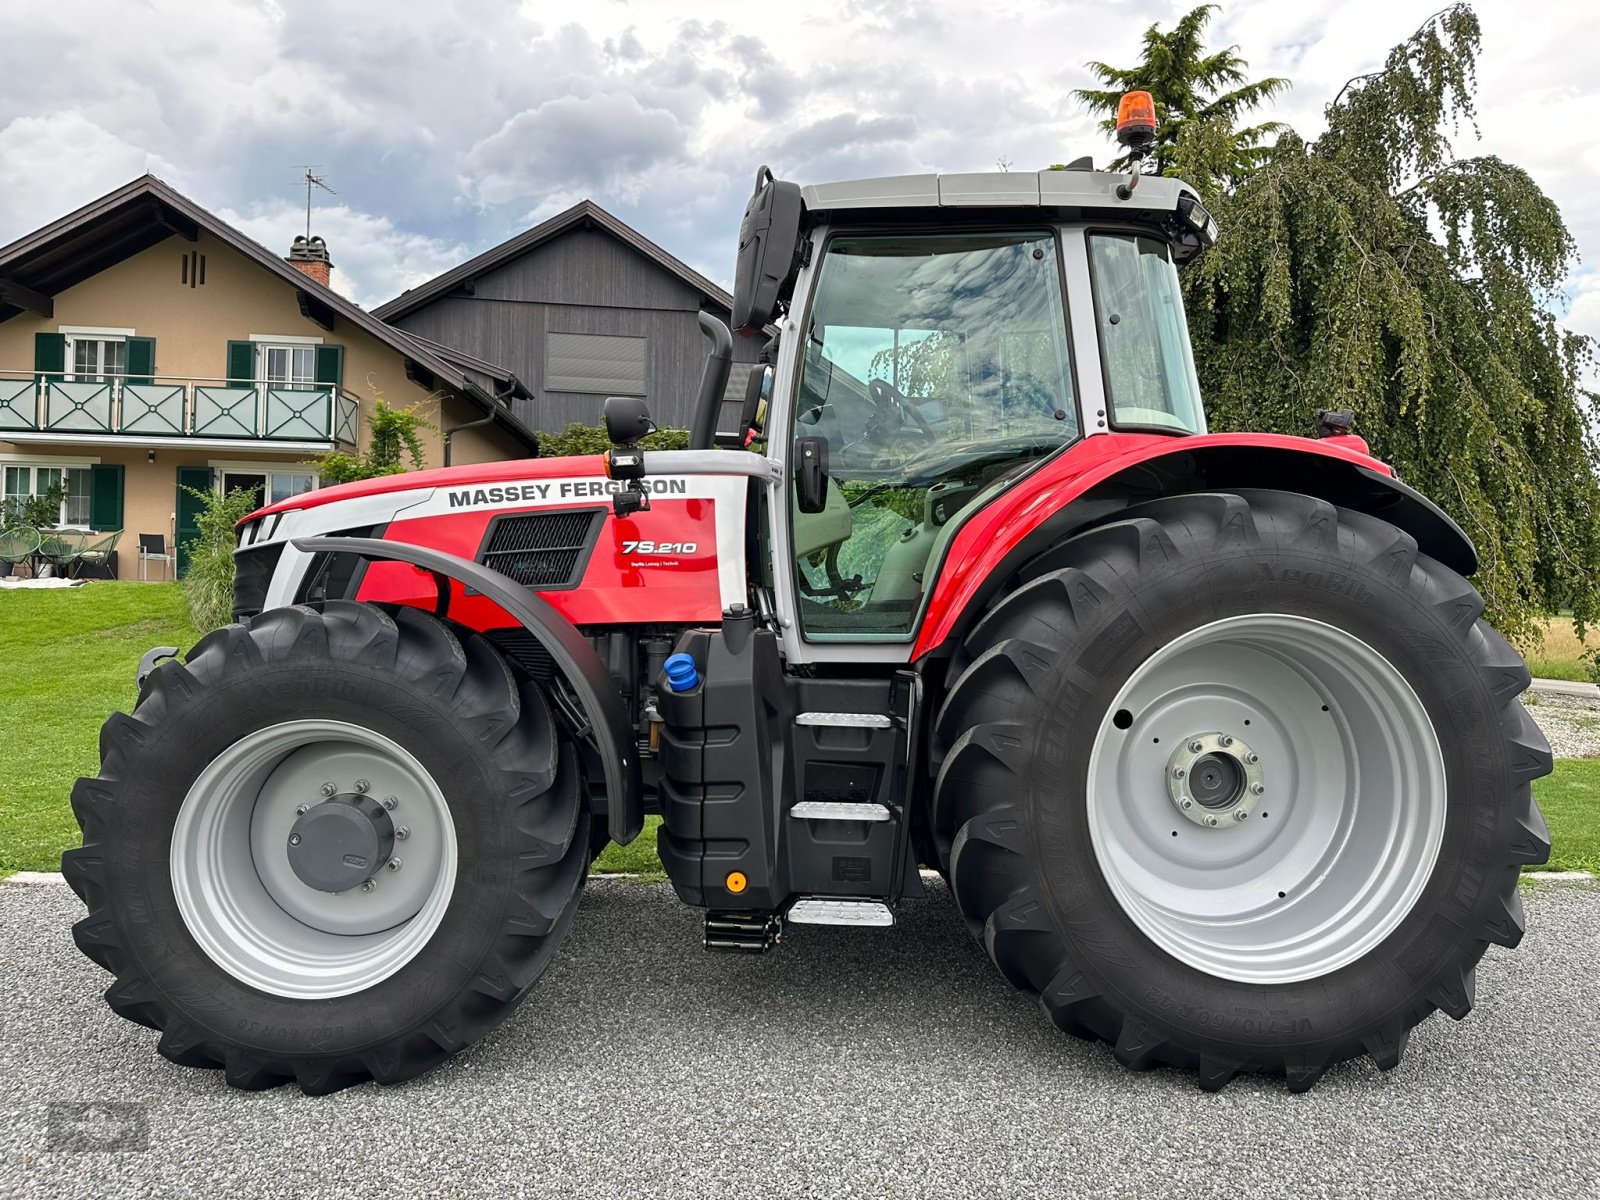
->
[536,423,689,458]
[179,486,262,632]
[318,399,437,486]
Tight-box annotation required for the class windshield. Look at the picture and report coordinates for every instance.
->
[1087,233,1205,434]
[791,230,1077,639]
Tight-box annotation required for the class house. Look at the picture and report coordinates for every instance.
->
[373,200,765,433]
[0,175,537,577]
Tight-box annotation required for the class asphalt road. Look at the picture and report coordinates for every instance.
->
[2,877,1599,1200]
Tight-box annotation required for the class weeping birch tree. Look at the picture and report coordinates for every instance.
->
[1086,4,1599,640]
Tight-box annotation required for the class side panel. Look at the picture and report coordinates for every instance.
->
[350,474,748,628]
[912,431,1419,658]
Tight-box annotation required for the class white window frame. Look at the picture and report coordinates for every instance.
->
[58,325,134,385]
[247,333,324,392]
[2,454,98,529]
[208,459,320,507]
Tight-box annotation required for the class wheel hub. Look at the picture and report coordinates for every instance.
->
[1166,732,1264,827]
[286,793,395,893]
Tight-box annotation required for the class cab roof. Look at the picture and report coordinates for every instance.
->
[799,169,1197,219]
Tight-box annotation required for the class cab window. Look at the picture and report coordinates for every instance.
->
[791,231,1077,640]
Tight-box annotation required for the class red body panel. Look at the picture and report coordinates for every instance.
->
[250,455,607,519]
[910,431,1394,658]
[355,498,725,628]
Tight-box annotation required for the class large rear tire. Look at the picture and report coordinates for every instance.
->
[64,601,590,1094]
[932,490,1551,1091]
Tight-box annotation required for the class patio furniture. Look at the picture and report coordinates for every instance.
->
[36,530,87,578]
[71,529,124,580]
[0,526,41,578]
[138,533,176,581]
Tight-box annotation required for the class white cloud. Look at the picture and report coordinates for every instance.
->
[0,0,1594,321]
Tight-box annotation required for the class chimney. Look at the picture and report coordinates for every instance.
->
[287,235,332,287]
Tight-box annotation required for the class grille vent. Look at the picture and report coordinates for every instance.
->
[478,509,602,590]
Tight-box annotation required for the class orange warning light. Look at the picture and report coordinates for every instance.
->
[1116,91,1158,147]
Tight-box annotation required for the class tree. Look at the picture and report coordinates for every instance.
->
[1178,4,1599,642]
[1073,4,1289,184]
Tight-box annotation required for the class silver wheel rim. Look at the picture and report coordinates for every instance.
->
[1085,614,1446,984]
[170,720,458,999]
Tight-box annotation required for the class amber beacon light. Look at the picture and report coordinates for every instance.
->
[1114,90,1159,198]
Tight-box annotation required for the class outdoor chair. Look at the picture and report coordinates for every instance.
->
[35,530,87,578]
[138,533,176,581]
[0,526,41,578]
[71,529,123,580]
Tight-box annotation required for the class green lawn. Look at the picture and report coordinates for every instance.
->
[0,585,1593,879]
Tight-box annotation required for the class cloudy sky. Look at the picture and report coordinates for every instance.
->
[1,0,1596,348]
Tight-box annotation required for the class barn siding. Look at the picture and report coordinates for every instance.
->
[387,225,762,433]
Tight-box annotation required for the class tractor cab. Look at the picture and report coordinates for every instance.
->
[723,163,1219,661]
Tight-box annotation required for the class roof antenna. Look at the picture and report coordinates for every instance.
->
[299,167,337,239]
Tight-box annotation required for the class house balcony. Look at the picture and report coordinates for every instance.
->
[0,371,360,451]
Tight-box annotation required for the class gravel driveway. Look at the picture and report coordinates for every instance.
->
[1527,692,1600,759]
[3,875,1598,1199]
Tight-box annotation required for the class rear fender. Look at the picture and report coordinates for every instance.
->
[912,435,1477,658]
[293,535,644,844]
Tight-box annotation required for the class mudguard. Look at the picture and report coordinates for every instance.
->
[912,432,1478,658]
[293,535,644,844]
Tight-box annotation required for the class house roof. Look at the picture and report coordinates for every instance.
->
[0,174,539,451]
[372,199,732,322]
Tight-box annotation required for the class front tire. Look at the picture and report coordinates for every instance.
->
[932,490,1552,1090]
[64,601,590,1094]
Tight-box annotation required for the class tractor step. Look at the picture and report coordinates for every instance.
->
[786,897,895,927]
[704,910,782,954]
[789,801,891,821]
[794,712,893,728]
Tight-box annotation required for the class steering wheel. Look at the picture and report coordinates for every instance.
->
[868,379,937,443]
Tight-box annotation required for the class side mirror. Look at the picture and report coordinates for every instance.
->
[731,165,805,332]
[603,395,654,446]
[795,437,829,514]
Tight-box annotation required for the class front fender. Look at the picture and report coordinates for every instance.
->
[912,432,1477,658]
[293,535,644,844]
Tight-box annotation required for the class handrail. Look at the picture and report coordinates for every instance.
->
[0,370,360,444]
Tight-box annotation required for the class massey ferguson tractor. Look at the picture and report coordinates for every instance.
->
[66,95,1551,1095]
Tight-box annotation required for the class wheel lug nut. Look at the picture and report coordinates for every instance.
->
[1206,815,1219,827]
[1180,798,1192,809]
[395,826,410,840]
[382,796,397,810]
[1251,783,1266,795]
[354,779,370,794]
[1189,740,1204,753]
[1246,753,1259,765]
[320,782,336,797]
[288,833,302,846]
[362,879,377,893]
[295,804,308,816]
[387,857,402,872]
[1234,810,1249,821]
[1218,735,1233,747]
[1172,767,1187,779]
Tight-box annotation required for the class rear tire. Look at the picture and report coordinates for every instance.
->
[64,601,590,1094]
[932,490,1551,1091]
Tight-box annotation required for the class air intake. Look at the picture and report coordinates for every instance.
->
[477,509,603,590]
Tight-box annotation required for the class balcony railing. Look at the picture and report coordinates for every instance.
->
[0,371,359,446]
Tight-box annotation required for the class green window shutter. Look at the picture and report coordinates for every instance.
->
[124,337,155,386]
[89,464,125,531]
[314,344,344,390]
[226,340,255,384]
[34,332,65,378]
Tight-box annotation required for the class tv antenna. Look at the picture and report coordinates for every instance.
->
[299,167,337,239]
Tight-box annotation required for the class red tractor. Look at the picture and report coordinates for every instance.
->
[66,110,1551,1095]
